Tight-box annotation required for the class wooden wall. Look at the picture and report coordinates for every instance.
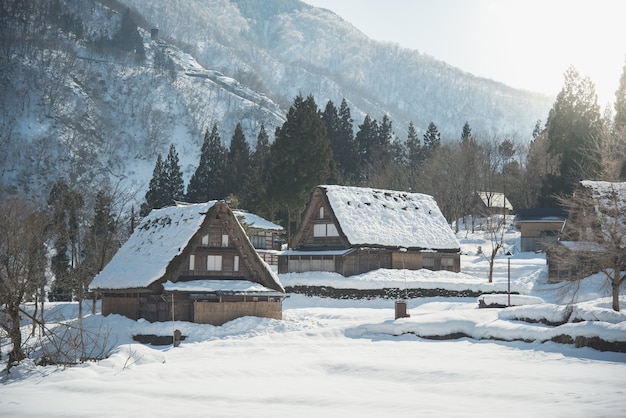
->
[102,294,139,320]
[193,299,282,325]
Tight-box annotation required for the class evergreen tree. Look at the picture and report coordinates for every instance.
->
[47,180,84,301]
[225,122,251,200]
[187,124,227,202]
[142,153,167,215]
[461,121,472,142]
[323,99,359,184]
[615,58,626,132]
[337,98,359,183]
[423,121,441,151]
[406,121,423,169]
[268,94,334,242]
[164,144,185,203]
[356,115,380,168]
[80,189,118,318]
[245,124,272,216]
[542,66,603,205]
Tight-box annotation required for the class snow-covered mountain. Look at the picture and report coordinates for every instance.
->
[0,0,553,198]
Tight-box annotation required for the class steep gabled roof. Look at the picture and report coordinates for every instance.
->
[320,185,460,250]
[89,201,283,292]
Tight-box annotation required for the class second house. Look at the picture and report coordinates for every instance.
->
[279,185,461,276]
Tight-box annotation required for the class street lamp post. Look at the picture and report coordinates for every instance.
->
[506,251,512,307]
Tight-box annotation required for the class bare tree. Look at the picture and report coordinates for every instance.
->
[558,181,626,311]
[0,195,49,366]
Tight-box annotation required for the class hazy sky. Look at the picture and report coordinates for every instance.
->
[303,0,626,107]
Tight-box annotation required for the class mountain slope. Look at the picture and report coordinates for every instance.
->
[0,0,552,198]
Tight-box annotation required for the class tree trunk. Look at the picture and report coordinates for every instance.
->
[7,303,25,365]
[612,271,620,312]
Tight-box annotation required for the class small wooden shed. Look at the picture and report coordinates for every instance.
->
[90,201,285,326]
[514,208,567,253]
[279,185,461,276]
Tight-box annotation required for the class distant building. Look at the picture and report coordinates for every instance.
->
[90,201,285,326]
[279,185,461,276]
[515,208,567,253]
[234,210,284,266]
[476,191,513,216]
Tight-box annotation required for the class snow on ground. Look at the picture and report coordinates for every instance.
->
[1,228,626,417]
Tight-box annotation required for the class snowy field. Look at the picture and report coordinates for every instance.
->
[2,229,626,417]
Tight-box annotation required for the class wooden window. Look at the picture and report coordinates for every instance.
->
[202,234,209,246]
[221,234,229,247]
[207,255,222,271]
[314,223,339,237]
[319,206,324,219]
[441,257,455,271]
[313,224,326,237]
[422,257,435,270]
[251,235,265,249]
[234,255,239,272]
[189,254,195,270]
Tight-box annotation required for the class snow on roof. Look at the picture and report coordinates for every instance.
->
[162,279,282,294]
[233,210,283,231]
[321,185,460,250]
[90,202,216,290]
[580,180,626,248]
[477,191,513,210]
[560,241,607,253]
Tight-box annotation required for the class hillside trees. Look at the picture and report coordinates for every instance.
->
[0,195,49,365]
[268,94,335,242]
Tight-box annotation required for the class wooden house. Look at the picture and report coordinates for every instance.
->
[546,241,605,282]
[546,180,626,282]
[89,201,285,326]
[234,210,284,266]
[278,185,461,276]
[514,208,567,252]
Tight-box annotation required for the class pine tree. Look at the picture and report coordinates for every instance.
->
[245,124,272,216]
[423,121,441,151]
[406,122,423,169]
[542,66,603,204]
[47,180,84,301]
[225,123,251,200]
[187,124,227,202]
[356,115,380,167]
[269,94,334,242]
[323,99,359,184]
[164,144,185,202]
[337,98,359,183]
[615,58,626,132]
[142,153,167,215]
[461,121,472,142]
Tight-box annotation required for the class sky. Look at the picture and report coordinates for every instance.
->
[303,0,626,107]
